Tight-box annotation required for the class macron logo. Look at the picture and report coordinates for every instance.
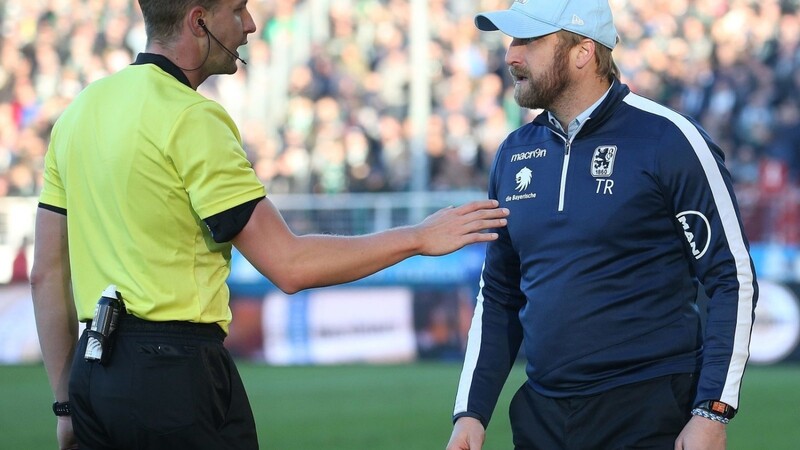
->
[572,15,585,26]
[510,148,547,162]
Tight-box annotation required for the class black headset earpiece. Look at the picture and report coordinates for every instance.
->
[198,18,206,28]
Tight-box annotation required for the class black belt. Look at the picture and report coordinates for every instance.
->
[84,312,225,341]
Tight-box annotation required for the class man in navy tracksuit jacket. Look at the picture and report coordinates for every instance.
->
[447,1,758,449]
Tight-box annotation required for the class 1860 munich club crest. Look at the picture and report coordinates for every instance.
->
[591,145,617,177]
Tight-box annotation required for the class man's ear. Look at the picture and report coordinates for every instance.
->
[574,38,596,70]
[188,6,206,37]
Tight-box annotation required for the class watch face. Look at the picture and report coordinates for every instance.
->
[710,402,728,414]
[709,401,734,418]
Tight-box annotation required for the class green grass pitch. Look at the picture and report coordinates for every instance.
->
[2,362,798,449]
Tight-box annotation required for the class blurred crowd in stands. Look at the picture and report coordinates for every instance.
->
[1,0,798,243]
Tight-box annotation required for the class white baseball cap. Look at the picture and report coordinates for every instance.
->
[475,0,619,50]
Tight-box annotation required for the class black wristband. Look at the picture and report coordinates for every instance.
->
[52,401,71,416]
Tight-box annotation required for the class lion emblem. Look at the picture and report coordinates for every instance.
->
[594,148,614,170]
[515,167,532,192]
[591,145,617,177]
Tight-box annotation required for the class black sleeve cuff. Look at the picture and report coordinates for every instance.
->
[38,203,67,215]
[453,411,489,429]
[203,197,264,243]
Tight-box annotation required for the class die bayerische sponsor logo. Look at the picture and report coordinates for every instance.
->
[506,167,537,202]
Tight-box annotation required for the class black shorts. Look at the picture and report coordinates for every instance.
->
[509,373,697,450]
[69,314,258,450]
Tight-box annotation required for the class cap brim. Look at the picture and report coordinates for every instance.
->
[475,10,560,39]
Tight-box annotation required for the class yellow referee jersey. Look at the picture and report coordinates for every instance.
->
[39,58,266,333]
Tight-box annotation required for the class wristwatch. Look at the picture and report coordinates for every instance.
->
[696,400,736,420]
[52,401,71,417]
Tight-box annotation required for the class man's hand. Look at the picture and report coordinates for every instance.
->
[446,416,486,450]
[57,416,79,449]
[675,415,726,450]
[417,200,509,256]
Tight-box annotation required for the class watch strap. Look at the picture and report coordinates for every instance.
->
[52,401,71,417]
[695,400,736,420]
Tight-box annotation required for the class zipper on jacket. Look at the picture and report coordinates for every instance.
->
[558,140,570,212]
[555,116,592,212]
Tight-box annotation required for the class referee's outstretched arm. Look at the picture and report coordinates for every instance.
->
[232,197,508,294]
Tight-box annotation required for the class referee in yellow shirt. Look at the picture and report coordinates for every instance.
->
[30,1,508,449]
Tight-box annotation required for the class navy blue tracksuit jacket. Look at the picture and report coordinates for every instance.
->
[453,81,758,427]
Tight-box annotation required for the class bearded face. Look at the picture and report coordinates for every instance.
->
[510,41,572,111]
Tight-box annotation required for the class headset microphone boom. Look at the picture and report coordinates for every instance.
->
[198,18,247,65]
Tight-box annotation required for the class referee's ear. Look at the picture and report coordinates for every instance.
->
[187,6,208,37]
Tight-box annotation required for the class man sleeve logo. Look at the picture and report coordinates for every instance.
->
[591,145,617,177]
[515,167,533,192]
[676,210,712,259]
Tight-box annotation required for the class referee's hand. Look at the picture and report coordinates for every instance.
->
[446,416,485,450]
[57,416,79,449]
[416,200,509,256]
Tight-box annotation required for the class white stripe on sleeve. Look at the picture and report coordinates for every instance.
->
[453,264,487,415]
[623,94,756,408]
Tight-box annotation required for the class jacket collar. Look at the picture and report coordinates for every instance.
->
[533,79,630,137]
[132,53,192,89]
